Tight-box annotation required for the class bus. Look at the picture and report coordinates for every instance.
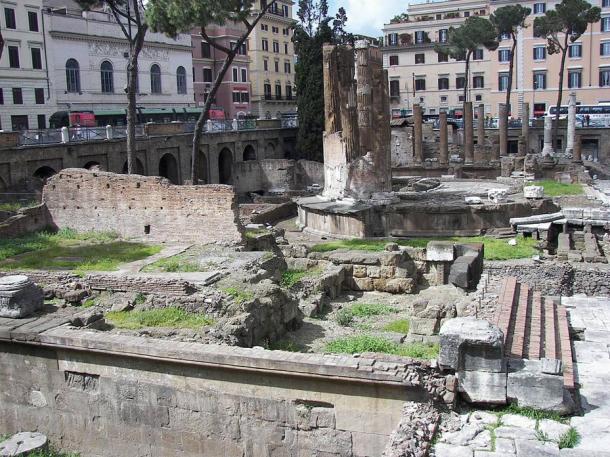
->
[546,104,610,123]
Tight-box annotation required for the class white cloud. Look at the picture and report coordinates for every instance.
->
[341,0,406,37]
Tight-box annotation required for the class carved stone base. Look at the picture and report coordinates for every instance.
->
[0,275,44,318]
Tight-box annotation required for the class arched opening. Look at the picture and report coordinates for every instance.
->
[150,64,162,94]
[176,66,187,94]
[65,58,80,93]
[122,158,145,175]
[198,150,208,184]
[266,142,276,158]
[218,148,233,184]
[32,166,57,189]
[100,61,114,93]
[243,145,256,161]
[84,161,103,171]
[159,153,179,184]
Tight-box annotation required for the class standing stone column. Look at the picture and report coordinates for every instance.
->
[521,102,529,156]
[565,92,576,156]
[573,134,582,163]
[439,111,448,165]
[413,104,424,164]
[463,102,474,164]
[477,104,485,151]
[541,115,554,156]
[499,103,508,157]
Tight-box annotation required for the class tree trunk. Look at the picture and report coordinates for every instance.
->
[506,34,517,112]
[125,30,145,174]
[191,53,236,183]
[553,34,569,151]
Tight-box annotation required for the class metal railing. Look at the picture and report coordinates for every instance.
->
[18,129,63,145]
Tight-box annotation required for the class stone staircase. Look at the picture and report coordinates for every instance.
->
[494,277,575,390]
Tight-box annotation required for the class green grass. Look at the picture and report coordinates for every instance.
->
[245,228,272,239]
[0,229,160,273]
[27,451,79,457]
[81,298,96,308]
[486,415,504,451]
[325,335,439,360]
[336,303,397,327]
[310,235,539,261]
[142,256,201,273]
[223,287,254,304]
[558,427,580,449]
[0,200,38,212]
[383,319,410,334]
[496,404,569,424]
[280,268,323,288]
[526,180,583,197]
[105,307,214,330]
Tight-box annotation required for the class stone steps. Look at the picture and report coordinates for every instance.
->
[494,277,575,390]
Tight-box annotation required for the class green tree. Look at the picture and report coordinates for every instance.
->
[534,0,600,148]
[490,5,531,111]
[146,0,277,183]
[333,7,353,45]
[436,16,498,102]
[77,0,147,175]
[390,13,409,24]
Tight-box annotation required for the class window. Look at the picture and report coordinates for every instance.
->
[12,88,23,104]
[262,39,269,51]
[4,8,15,29]
[415,31,426,44]
[263,59,268,71]
[241,68,247,82]
[35,88,44,104]
[0,88,3,104]
[498,73,509,91]
[390,80,400,97]
[439,29,448,43]
[11,115,28,131]
[604,0,610,7]
[456,76,465,89]
[473,75,484,88]
[438,52,448,63]
[498,49,511,62]
[284,43,289,54]
[473,49,483,60]
[569,43,582,58]
[438,77,449,89]
[533,3,546,14]
[272,26,279,33]
[464,11,470,17]
[264,83,272,99]
[275,84,282,99]
[286,85,293,100]
[273,41,280,53]
[231,41,247,55]
[65,59,80,93]
[388,33,398,46]
[415,53,425,64]
[568,70,582,88]
[150,64,162,94]
[534,72,546,89]
[389,55,399,66]
[282,4,289,16]
[176,66,187,94]
[37,115,45,129]
[31,48,42,69]
[203,68,213,82]
[8,46,19,68]
[232,91,241,103]
[600,68,610,86]
[500,32,511,40]
[100,61,114,93]
[459,95,465,102]
[28,11,39,32]
[241,92,250,103]
[602,17,610,31]
[533,46,546,60]
[415,78,426,91]
[261,24,268,31]
[601,41,610,55]
[475,94,482,101]
[440,96,447,102]
[274,60,279,72]
[232,67,239,82]
[284,61,291,73]
[201,41,211,58]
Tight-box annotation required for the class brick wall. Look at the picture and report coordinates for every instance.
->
[0,205,52,239]
[43,169,243,244]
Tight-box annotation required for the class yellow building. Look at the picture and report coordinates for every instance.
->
[247,0,297,119]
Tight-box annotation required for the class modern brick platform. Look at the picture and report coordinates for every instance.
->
[495,277,575,390]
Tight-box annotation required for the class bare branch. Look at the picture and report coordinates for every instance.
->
[109,6,132,41]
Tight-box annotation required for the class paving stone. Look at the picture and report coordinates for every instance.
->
[495,426,537,441]
[468,429,492,451]
[440,423,486,446]
[514,439,559,456]
[468,411,499,425]
[560,451,610,456]
[434,443,474,457]
[501,414,537,429]
[474,452,514,457]
[495,437,516,454]
[538,420,571,441]
[571,418,610,451]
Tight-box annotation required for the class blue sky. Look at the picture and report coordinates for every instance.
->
[326,0,408,37]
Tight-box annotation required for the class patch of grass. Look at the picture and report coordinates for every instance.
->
[0,229,159,273]
[142,256,201,273]
[245,228,271,239]
[486,416,504,451]
[223,287,254,304]
[0,200,38,212]
[335,303,397,327]
[26,450,79,457]
[535,429,551,443]
[268,339,303,352]
[526,180,583,197]
[310,235,539,261]
[325,335,439,360]
[106,307,214,330]
[280,268,323,288]
[558,427,580,449]
[497,404,568,424]
[383,319,410,334]
[81,298,96,308]
[134,293,147,305]
[336,309,355,327]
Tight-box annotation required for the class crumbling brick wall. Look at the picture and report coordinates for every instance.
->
[43,169,243,244]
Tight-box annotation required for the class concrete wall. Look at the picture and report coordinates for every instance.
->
[0,328,434,457]
[0,128,297,191]
[43,169,243,244]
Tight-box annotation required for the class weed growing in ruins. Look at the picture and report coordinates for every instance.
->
[558,427,580,449]
[134,293,147,305]
[325,335,439,360]
[535,429,551,443]
[106,307,214,330]
[335,303,397,327]
[142,256,201,273]
[335,309,354,327]
[280,268,323,288]
[223,287,255,304]
[244,228,272,239]
[485,415,503,451]
[525,180,583,197]
[0,200,38,212]
[81,298,96,308]
[383,319,410,334]
[497,404,569,424]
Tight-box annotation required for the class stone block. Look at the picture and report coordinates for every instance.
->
[352,265,367,278]
[541,358,563,375]
[351,277,374,291]
[439,318,504,372]
[427,241,455,262]
[448,255,480,290]
[0,275,44,318]
[458,371,507,404]
[379,266,395,279]
[507,369,567,413]
[366,266,381,279]
[465,197,483,205]
[524,185,545,199]
[384,278,415,294]
[514,440,559,457]
[409,317,439,336]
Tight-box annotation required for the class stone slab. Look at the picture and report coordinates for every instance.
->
[458,371,507,404]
